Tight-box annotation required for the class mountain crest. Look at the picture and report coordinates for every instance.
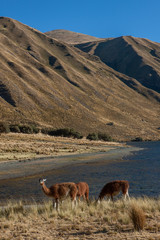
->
[0,17,160,140]
[45,29,102,44]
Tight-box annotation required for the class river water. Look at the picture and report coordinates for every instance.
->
[0,141,160,203]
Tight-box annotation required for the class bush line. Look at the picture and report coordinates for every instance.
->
[0,123,146,142]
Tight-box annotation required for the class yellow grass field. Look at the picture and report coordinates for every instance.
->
[1,198,160,239]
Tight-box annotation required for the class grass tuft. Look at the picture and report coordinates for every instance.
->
[129,203,146,231]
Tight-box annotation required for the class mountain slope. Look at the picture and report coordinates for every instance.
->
[0,17,160,140]
[45,29,102,44]
[75,36,160,93]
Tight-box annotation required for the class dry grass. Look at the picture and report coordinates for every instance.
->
[1,198,160,239]
[0,132,123,162]
[129,203,146,231]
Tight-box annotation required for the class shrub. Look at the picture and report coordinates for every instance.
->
[10,125,20,133]
[32,126,40,134]
[52,128,71,137]
[9,124,39,134]
[41,128,83,139]
[41,128,51,135]
[131,137,143,142]
[87,133,98,141]
[106,122,114,126]
[72,131,83,139]
[68,128,83,139]
[98,132,112,141]
[87,132,113,141]
[0,123,10,133]
[19,125,33,134]
[129,204,146,231]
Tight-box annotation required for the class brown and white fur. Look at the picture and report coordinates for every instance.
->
[39,179,78,210]
[76,182,89,203]
[98,180,129,201]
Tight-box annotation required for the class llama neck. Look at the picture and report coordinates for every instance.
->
[42,183,51,196]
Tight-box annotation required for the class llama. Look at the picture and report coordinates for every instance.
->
[39,179,78,210]
[98,180,129,201]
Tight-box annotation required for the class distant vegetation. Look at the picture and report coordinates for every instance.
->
[0,123,114,141]
[0,123,10,133]
[87,132,113,141]
[131,137,143,142]
[41,127,83,139]
[86,132,99,141]
[0,123,39,134]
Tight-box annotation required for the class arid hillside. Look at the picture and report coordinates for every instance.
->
[45,29,102,44]
[0,17,160,140]
[75,36,160,93]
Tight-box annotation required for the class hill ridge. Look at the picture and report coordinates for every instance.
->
[45,29,103,44]
[0,17,160,140]
[74,35,160,93]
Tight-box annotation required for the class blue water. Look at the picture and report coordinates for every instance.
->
[45,141,160,198]
[0,141,160,202]
[122,141,160,197]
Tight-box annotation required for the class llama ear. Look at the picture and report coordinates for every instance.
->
[39,178,46,183]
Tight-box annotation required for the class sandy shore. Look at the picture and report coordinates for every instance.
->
[0,145,135,180]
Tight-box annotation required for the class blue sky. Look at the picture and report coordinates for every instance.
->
[1,0,160,42]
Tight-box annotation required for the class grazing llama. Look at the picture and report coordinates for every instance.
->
[39,179,78,210]
[98,180,129,201]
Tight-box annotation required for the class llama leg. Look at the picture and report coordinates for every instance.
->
[85,192,89,202]
[106,196,111,202]
[71,196,77,208]
[74,198,77,207]
[123,190,130,200]
[82,195,86,201]
[126,190,130,200]
[55,199,59,211]
[53,199,56,209]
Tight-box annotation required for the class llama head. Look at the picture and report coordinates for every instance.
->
[39,178,47,185]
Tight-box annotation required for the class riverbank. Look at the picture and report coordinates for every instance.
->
[0,133,139,181]
[0,132,125,162]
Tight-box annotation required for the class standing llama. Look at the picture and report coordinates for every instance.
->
[39,179,78,210]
